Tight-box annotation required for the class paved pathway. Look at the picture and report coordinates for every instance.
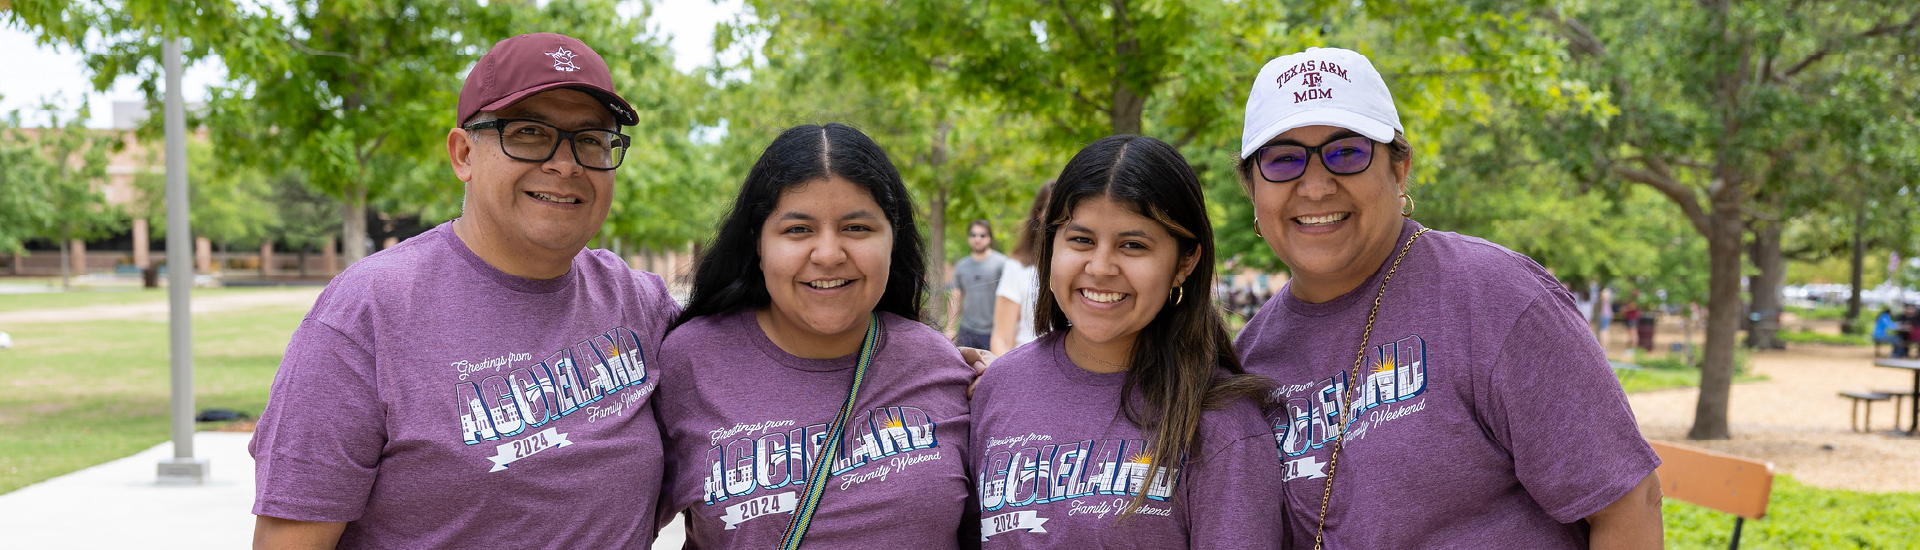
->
[1628,344,1920,492]
[0,433,257,549]
[0,431,689,548]
[0,287,325,324]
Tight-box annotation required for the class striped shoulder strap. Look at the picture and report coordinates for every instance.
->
[779,312,881,550]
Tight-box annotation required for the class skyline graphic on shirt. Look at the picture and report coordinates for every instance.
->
[975,436,1182,541]
[1269,333,1431,481]
[699,406,944,529]
[451,325,656,471]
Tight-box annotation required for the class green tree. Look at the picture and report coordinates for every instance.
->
[10,0,713,269]
[723,0,1596,325]
[0,107,49,255]
[0,102,125,287]
[1537,0,1919,439]
[131,139,279,251]
[269,171,342,277]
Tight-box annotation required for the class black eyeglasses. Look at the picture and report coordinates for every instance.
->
[464,119,630,171]
[1253,135,1376,183]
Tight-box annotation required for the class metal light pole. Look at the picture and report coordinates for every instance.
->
[156,34,208,485]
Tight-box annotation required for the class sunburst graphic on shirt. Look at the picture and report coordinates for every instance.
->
[1372,356,1397,375]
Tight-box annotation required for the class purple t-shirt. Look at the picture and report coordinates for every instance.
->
[971,333,1286,549]
[250,222,678,549]
[656,310,974,548]
[1235,220,1659,549]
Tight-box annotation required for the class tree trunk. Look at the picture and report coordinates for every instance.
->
[926,119,953,327]
[1745,220,1785,349]
[58,238,71,290]
[1690,205,1743,440]
[1842,202,1866,334]
[298,245,311,279]
[1111,86,1145,135]
[1108,0,1146,135]
[341,185,369,266]
[261,240,274,277]
[1690,0,1745,441]
[1589,280,1610,340]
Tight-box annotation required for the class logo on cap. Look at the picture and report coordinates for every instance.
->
[1275,60,1351,104]
[546,47,580,72]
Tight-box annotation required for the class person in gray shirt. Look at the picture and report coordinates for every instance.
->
[948,220,1006,349]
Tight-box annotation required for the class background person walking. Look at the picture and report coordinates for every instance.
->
[948,220,1006,349]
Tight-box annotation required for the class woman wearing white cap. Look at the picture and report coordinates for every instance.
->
[1232,47,1664,549]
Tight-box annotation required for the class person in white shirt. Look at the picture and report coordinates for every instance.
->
[991,181,1052,355]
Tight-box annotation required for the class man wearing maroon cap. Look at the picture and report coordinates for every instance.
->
[250,33,677,549]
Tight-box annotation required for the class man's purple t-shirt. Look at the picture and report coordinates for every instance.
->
[250,222,678,549]
[656,310,974,548]
[971,333,1286,549]
[1235,220,1659,549]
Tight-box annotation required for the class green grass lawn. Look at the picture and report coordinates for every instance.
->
[1778,328,1872,347]
[1615,351,1766,394]
[1664,475,1920,549]
[0,291,304,494]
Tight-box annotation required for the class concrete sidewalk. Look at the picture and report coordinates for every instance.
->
[0,432,257,549]
[0,432,687,548]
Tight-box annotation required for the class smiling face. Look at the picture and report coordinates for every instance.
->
[449,88,616,278]
[1250,124,1410,303]
[1049,196,1199,351]
[756,176,895,355]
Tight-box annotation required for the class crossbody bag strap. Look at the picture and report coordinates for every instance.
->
[779,312,882,550]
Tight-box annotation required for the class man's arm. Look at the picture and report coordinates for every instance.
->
[254,516,346,550]
[1585,471,1663,550]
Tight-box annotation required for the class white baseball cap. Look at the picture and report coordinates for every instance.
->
[1240,47,1403,159]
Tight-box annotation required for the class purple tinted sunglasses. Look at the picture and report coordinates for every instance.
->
[1253,135,1376,182]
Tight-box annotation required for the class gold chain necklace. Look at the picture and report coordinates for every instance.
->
[1067,333,1129,371]
[1312,227,1429,550]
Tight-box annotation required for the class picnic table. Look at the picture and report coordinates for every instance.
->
[1874,358,1920,436]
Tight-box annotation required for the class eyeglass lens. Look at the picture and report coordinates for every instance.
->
[1256,135,1375,182]
[497,120,627,170]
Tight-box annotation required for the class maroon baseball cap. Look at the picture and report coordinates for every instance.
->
[457,33,638,127]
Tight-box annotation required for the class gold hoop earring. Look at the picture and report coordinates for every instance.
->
[1170,286,1184,306]
[1400,193,1416,218]
[1254,217,1262,238]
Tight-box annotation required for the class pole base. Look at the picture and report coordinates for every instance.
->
[156,457,210,485]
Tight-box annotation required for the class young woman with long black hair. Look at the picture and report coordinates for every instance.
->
[970,135,1284,549]
[654,123,974,548]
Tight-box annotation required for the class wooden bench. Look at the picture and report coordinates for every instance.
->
[1838,391,1891,432]
[1651,441,1773,550]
